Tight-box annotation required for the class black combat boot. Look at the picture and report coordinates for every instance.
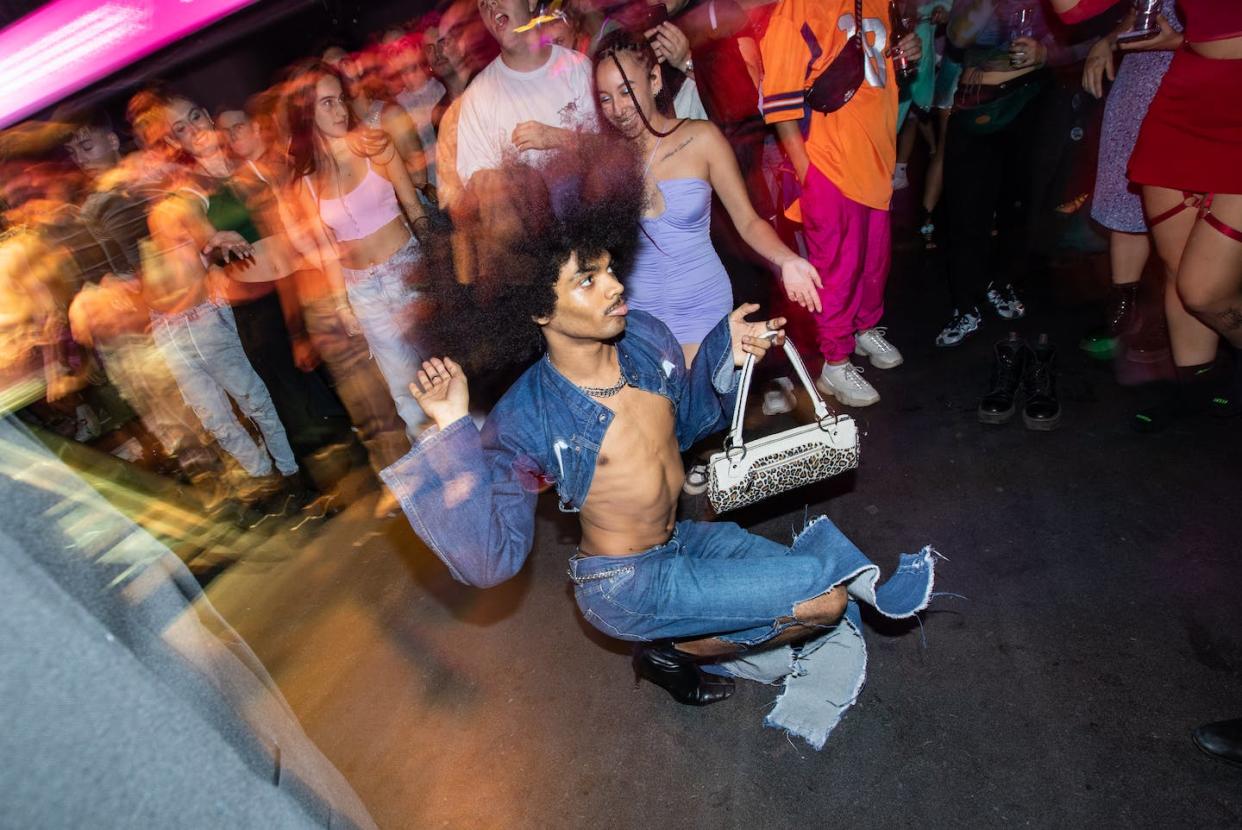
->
[633,642,735,706]
[978,332,1028,425]
[1022,334,1061,431]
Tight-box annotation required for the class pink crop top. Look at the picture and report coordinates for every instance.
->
[305,161,403,242]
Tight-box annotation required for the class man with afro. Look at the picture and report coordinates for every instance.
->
[381,143,934,716]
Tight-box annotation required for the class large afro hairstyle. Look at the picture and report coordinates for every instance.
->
[421,132,646,381]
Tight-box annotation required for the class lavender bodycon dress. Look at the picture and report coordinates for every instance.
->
[626,178,734,345]
[1089,6,1182,234]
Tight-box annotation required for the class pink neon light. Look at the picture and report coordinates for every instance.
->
[0,0,260,129]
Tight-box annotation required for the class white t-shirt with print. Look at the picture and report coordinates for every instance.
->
[454,45,596,185]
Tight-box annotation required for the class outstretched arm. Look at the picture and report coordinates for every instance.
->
[704,124,823,314]
[379,357,539,588]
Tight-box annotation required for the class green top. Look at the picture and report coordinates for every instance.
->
[205,183,261,244]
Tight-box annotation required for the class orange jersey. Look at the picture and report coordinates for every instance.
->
[760,0,898,215]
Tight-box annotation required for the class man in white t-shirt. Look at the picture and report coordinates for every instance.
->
[452,0,596,187]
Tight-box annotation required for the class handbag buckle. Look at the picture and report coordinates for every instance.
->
[722,435,747,464]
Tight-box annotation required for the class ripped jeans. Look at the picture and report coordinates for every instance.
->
[569,517,874,648]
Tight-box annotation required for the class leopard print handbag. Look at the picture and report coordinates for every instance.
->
[707,337,859,514]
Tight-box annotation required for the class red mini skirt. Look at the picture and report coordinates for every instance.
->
[1129,47,1242,195]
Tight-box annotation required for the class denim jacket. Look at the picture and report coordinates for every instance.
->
[380,310,741,588]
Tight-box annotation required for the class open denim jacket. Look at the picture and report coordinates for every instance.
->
[379,310,740,588]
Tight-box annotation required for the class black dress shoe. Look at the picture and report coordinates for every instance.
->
[633,642,735,706]
[1193,717,1242,767]
[1022,334,1061,431]
[978,332,1028,425]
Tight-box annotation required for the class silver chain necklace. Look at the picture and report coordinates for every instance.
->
[545,355,627,398]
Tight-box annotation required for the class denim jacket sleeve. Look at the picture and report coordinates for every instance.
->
[674,314,741,449]
[378,415,539,589]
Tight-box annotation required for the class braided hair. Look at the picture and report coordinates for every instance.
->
[591,28,684,138]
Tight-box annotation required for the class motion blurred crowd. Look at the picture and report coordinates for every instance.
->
[0,0,1237,526]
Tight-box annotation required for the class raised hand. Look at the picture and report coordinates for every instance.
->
[411,357,470,429]
[728,303,787,368]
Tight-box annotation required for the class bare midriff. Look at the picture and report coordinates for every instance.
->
[577,385,686,557]
[336,216,412,271]
[1189,33,1242,59]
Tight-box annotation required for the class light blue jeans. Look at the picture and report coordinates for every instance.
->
[568,516,935,648]
[342,236,426,440]
[151,300,297,478]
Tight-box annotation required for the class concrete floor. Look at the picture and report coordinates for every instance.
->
[205,242,1242,829]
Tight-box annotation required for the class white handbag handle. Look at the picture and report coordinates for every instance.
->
[726,334,834,449]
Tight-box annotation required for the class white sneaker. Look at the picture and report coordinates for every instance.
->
[854,327,904,369]
[682,463,710,495]
[761,377,797,415]
[815,361,880,407]
[892,163,909,191]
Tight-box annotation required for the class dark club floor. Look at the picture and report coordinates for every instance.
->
[198,232,1242,829]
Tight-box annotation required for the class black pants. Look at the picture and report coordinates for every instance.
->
[942,84,1051,311]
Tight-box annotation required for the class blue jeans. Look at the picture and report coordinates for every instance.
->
[569,518,869,648]
[343,237,425,440]
[151,301,297,478]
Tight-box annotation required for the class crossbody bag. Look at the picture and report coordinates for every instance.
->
[805,0,866,114]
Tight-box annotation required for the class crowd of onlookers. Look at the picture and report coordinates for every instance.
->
[0,0,1238,523]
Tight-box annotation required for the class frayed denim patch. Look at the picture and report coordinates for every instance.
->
[716,538,938,750]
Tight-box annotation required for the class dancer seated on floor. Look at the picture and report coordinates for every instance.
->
[380,151,933,717]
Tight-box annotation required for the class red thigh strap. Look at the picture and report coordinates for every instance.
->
[1203,210,1242,243]
[1147,191,1201,228]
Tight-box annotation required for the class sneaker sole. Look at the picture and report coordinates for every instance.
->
[978,405,1015,425]
[815,379,880,407]
[854,346,904,369]
[1023,411,1061,431]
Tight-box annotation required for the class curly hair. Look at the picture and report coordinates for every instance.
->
[421,134,645,377]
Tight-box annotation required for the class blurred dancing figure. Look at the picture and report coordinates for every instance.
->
[286,61,432,440]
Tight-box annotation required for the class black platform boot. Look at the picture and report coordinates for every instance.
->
[1107,282,1140,337]
[633,642,735,706]
[978,332,1028,425]
[1022,334,1061,431]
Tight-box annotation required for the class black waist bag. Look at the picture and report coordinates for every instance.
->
[805,0,864,114]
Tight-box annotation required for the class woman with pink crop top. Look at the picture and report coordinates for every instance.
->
[285,60,432,438]
[1053,0,1242,431]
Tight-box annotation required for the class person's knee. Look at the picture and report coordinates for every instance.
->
[1176,273,1227,317]
[793,584,848,627]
